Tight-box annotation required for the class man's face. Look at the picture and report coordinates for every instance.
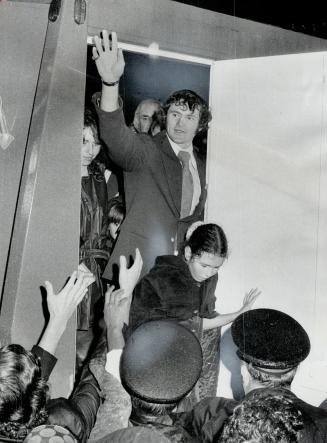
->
[136,103,158,134]
[166,102,201,148]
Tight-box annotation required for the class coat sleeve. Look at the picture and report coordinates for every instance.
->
[171,396,238,443]
[46,363,101,443]
[198,274,219,319]
[93,93,152,172]
[31,345,57,380]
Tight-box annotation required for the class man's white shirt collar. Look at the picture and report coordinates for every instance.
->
[166,134,197,169]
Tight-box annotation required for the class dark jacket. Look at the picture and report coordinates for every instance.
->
[37,345,101,443]
[79,171,110,330]
[94,99,207,279]
[172,388,327,442]
[0,346,101,443]
[129,255,218,333]
[128,255,220,401]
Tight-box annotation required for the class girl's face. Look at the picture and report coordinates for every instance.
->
[82,126,101,167]
[109,222,120,240]
[184,246,225,282]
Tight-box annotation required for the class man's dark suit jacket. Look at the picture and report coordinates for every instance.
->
[172,388,327,442]
[95,101,207,279]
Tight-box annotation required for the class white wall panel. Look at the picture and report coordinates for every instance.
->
[207,52,327,405]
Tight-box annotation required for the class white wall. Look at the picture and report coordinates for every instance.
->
[207,51,327,406]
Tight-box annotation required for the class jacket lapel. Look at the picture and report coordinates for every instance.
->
[156,132,182,218]
[155,133,207,220]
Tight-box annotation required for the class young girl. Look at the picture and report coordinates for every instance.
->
[106,196,125,253]
[77,109,112,374]
[128,222,259,401]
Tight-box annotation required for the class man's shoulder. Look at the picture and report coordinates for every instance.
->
[152,131,172,152]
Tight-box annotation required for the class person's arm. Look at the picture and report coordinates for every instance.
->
[38,270,95,355]
[104,250,143,378]
[104,249,143,348]
[92,30,124,112]
[92,31,150,172]
[203,288,260,331]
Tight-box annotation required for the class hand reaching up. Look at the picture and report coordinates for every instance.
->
[104,285,129,350]
[39,270,95,355]
[93,30,125,84]
[118,248,143,297]
[45,271,95,329]
[104,286,129,330]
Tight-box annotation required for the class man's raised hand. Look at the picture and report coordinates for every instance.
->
[93,30,125,84]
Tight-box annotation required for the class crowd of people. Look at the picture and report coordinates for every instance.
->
[0,29,326,443]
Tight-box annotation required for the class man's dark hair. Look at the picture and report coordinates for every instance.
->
[219,389,304,442]
[130,396,177,426]
[246,363,297,389]
[164,89,212,131]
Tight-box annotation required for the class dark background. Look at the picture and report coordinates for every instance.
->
[86,47,210,154]
[86,48,210,125]
[86,1,327,156]
[173,0,327,40]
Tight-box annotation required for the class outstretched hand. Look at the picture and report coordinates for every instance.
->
[119,248,143,297]
[93,30,125,83]
[104,286,129,330]
[39,270,95,355]
[45,270,95,328]
[240,288,261,313]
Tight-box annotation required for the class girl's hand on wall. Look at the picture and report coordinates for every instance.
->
[241,287,261,313]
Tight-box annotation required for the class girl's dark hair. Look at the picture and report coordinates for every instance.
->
[0,344,49,441]
[108,196,125,225]
[164,89,212,132]
[84,108,100,145]
[184,223,228,258]
[84,108,110,180]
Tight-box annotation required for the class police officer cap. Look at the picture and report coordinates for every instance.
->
[120,320,203,403]
[231,308,310,370]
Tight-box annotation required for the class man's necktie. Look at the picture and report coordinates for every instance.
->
[178,151,194,218]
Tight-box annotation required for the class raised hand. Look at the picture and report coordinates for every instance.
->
[104,285,130,349]
[104,285,129,330]
[45,271,94,328]
[241,288,261,313]
[39,271,95,355]
[93,30,125,83]
[118,248,143,297]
